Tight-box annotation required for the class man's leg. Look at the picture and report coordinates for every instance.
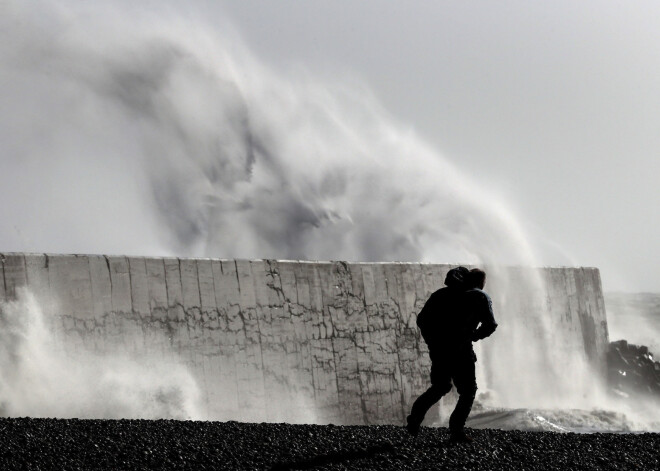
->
[407,361,452,435]
[448,358,477,434]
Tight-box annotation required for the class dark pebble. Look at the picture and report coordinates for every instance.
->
[0,418,657,470]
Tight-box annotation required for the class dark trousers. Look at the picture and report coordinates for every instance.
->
[408,354,477,432]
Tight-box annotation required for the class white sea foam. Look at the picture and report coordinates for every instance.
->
[466,406,660,433]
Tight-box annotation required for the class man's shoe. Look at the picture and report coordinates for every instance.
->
[405,415,420,437]
[449,430,473,444]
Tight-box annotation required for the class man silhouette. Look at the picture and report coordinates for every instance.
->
[406,267,497,443]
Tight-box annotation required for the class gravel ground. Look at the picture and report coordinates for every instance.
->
[0,418,658,470]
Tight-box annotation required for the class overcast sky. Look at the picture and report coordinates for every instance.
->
[213,0,660,292]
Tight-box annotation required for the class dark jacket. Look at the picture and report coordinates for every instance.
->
[417,286,498,359]
[465,288,498,342]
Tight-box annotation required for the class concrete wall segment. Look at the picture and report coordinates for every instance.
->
[0,254,610,424]
[24,254,52,316]
[3,253,27,300]
[107,256,132,314]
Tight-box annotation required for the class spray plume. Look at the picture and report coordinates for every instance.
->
[0,0,535,266]
[0,289,200,419]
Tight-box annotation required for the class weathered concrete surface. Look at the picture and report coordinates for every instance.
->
[0,254,608,424]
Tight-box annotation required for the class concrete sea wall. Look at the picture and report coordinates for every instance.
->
[0,253,608,424]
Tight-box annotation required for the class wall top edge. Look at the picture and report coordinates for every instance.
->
[0,252,601,271]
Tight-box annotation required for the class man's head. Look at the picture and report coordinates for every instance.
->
[469,268,486,290]
[444,266,469,288]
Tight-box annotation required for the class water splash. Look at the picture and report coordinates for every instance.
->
[0,0,537,267]
[0,289,200,419]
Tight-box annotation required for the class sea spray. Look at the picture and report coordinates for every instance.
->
[0,289,200,419]
[0,0,538,267]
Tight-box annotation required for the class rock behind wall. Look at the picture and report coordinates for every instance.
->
[0,254,608,424]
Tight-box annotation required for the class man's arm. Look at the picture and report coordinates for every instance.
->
[471,291,497,342]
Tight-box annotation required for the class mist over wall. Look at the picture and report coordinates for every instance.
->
[0,0,538,269]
